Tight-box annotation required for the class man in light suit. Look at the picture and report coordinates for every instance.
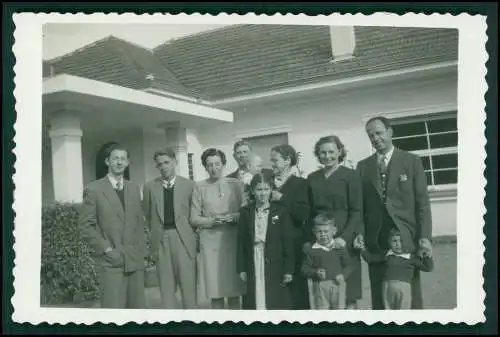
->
[356,116,433,310]
[142,148,197,309]
[79,143,146,308]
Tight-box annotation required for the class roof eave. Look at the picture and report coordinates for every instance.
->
[210,61,458,108]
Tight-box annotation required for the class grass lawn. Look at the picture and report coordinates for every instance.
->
[46,242,456,310]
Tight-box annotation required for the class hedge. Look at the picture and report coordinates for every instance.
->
[41,202,99,305]
[41,202,154,305]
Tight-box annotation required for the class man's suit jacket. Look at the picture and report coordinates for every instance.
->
[78,177,147,273]
[142,175,196,260]
[356,148,432,254]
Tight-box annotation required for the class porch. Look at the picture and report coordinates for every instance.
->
[42,74,233,205]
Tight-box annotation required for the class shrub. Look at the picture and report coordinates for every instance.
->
[40,202,100,305]
[41,202,156,304]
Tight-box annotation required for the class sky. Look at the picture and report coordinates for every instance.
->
[42,23,231,60]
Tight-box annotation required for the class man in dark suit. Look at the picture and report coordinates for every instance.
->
[79,143,146,308]
[356,116,433,310]
[142,148,197,309]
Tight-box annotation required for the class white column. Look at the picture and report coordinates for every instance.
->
[49,113,84,203]
[160,122,189,178]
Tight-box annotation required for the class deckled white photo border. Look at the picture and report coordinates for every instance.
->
[11,12,487,325]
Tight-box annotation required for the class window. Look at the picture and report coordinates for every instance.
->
[391,112,457,187]
[245,132,289,170]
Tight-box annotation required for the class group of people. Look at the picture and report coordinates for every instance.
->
[78,116,434,311]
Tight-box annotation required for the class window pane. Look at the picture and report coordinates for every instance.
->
[429,132,458,148]
[432,153,458,169]
[426,172,433,186]
[393,136,428,151]
[427,117,457,133]
[420,155,431,171]
[434,169,458,185]
[392,121,426,138]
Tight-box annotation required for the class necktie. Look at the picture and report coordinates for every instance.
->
[116,180,123,191]
[163,180,172,190]
[379,155,387,201]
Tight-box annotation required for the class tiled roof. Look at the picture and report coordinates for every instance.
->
[45,25,458,101]
[47,36,196,97]
[154,25,458,100]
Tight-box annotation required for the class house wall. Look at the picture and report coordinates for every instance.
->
[41,75,458,236]
[195,76,458,236]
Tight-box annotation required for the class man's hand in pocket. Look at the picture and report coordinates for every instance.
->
[105,249,124,267]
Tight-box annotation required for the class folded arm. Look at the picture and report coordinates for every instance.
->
[190,185,216,228]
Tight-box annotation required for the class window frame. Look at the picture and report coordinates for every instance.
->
[363,104,458,201]
[391,111,458,189]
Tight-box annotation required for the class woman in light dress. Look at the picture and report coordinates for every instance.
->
[237,173,294,310]
[191,148,245,309]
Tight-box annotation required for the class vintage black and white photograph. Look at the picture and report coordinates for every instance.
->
[12,12,487,325]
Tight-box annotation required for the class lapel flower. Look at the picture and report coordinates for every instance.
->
[271,215,280,224]
[399,173,408,182]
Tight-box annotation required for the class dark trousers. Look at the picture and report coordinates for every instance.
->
[290,239,310,310]
[368,264,423,309]
[98,266,146,309]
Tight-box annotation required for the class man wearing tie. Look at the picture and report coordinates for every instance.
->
[79,143,146,308]
[356,116,433,309]
[142,148,197,309]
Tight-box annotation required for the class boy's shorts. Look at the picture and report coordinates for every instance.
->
[312,280,343,309]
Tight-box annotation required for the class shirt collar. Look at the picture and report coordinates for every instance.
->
[312,239,336,251]
[161,175,176,188]
[107,174,124,189]
[255,202,270,212]
[377,146,395,163]
[386,250,411,259]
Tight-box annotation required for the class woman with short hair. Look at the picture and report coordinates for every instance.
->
[191,148,246,309]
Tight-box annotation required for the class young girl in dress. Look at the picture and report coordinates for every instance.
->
[236,172,295,310]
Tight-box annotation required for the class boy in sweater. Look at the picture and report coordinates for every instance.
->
[301,212,352,309]
[355,229,434,309]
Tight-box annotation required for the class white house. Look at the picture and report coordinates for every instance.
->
[42,24,458,236]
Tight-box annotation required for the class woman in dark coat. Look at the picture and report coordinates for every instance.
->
[269,144,311,310]
[307,135,364,309]
[237,173,295,310]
